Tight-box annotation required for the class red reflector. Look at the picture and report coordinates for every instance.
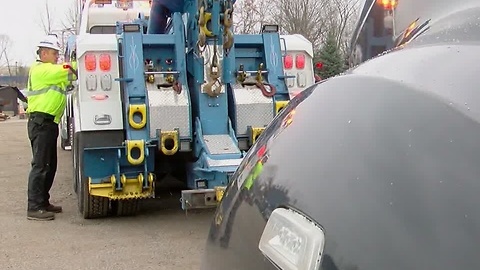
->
[315,62,323,69]
[257,145,267,158]
[91,94,109,100]
[63,64,71,69]
[85,54,96,71]
[284,54,293,69]
[295,54,305,69]
[99,54,111,71]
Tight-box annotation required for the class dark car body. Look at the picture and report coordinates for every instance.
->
[201,1,480,269]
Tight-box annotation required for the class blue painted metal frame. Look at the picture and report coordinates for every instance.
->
[84,0,292,198]
[226,33,290,142]
[182,0,244,190]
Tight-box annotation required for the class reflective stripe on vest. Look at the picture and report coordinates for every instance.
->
[26,84,65,96]
[26,62,68,124]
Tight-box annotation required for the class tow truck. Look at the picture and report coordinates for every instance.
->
[62,0,315,218]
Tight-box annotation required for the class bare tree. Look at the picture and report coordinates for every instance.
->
[233,0,272,34]
[0,35,13,76]
[61,0,79,35]
[329,0,361,56]
[268,0,360,56]
[37,0,78,61]
[39,0,55,35]
[269,0,332,49]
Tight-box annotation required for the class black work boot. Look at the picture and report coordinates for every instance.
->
[46,204,63,213]
[27,210,55,221]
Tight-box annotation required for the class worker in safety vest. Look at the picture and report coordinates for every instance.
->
[26,35,77,221]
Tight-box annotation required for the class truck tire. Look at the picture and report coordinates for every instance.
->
[112,199,140,216]
[75,132,109,219]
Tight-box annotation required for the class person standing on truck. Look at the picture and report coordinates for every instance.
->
[26,35,77,221]
[147,0,185,34]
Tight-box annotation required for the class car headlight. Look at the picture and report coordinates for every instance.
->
[259,207,325,270]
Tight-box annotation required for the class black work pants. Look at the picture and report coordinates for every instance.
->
[27,112,59,211]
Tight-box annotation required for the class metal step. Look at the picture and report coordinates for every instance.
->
[203,134,240,155]
[205,156,243,168]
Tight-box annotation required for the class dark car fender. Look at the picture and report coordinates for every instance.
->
[202,69,480,269]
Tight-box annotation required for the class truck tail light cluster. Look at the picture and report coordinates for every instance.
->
[283,53,310,93]
[99,54,111,71]
[283,53,306,70]
[85,54,96,71]
[295,54,305,69]
[83,52,114,94]
[85,53,111,72]
[284,54,293,69]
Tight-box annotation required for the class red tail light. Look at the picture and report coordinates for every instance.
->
[295,54,305,69]
[284,54,293,69]
[85,54,96,71]
[99,54,111,71]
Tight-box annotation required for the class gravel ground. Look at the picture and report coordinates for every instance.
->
[0,118,215,270]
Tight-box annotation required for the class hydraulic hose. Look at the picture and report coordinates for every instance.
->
[173,81,182,94]
[256,82,276,97]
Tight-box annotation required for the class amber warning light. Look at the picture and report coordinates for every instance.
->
[377,0,398,9]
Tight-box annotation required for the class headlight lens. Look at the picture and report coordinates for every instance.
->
[259,207,325,270]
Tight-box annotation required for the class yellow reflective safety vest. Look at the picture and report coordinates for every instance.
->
[26,61,77,124]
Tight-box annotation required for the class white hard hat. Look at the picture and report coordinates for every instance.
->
[37,35,61,51]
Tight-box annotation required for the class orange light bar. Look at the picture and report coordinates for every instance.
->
[377,0,398,10]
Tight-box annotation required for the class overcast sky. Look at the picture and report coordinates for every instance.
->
[0,0,75,66]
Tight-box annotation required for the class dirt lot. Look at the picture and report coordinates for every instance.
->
[0,118,215,270]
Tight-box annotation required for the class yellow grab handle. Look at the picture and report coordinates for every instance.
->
[160,130,179,156]
[275,100,289,114]
[128,104,147,129]
[251,127,265,145]
[126,140,145,165]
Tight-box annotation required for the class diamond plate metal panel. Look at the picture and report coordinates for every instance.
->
[231,84,274,136]
[206,157,243,167]
[203,135,240,155]
[147,85,191,139]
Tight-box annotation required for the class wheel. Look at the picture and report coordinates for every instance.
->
[112,199,140,216]
[76,133,109,219]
